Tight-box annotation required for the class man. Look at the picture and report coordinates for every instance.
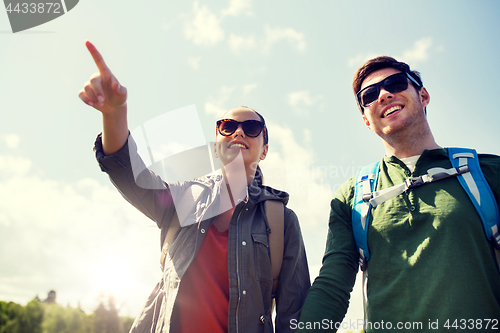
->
[298,56,500,332]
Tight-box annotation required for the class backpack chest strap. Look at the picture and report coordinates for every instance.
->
[365,165,470,207]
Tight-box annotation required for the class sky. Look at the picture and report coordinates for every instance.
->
[1,0,500,330]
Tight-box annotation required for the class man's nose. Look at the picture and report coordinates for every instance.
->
[377,87,394,104]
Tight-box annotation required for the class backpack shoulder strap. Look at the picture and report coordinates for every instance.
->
[160,213,180,271]
[447,148,500,249]
[352,161,381,271]
[266,200,284,295]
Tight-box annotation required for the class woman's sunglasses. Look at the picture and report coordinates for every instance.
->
[357,72,422,108]
[216,119,265,138]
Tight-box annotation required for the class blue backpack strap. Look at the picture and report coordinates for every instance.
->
[447,147,500,249]
[352,161,381,271]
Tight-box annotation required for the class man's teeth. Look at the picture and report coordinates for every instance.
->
[230,143,247,148]
[383,105,402,117]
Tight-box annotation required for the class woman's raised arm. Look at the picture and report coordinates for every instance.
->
[78,40,129,155]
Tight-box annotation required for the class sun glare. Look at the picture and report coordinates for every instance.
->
[94,254,134,297]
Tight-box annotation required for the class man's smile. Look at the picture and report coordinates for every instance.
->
[382,104,403,118]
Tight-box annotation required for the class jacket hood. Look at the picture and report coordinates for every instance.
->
[190,172,290,207]
[248,179,290,206]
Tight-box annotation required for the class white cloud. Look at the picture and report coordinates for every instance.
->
[188,56,201,70]
[183,1,225,47]
[182,2,308,58]
[2,134,21,149]
[347,37,433,67]
[288,91,314,108]
[151,142,196,161]
[261,122,334,229]
[205,102,229,117]
[0,155,32,179]
[243,83,257,95]
[228,33,256,55]
[263,25,306,54]
[287,90,324,115]
[221,0,253,18]
[0,152,160,316]
[204,86,235,116]
[400,37,433,64]
[303,128,312,145]
[205,84,261,115]
[347,53,380,68]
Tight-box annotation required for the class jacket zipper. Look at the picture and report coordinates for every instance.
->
[235,202,246,333]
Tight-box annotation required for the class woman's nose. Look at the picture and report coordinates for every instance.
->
[233,124,245,136]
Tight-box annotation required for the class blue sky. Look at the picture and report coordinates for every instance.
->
[1,0,499,329]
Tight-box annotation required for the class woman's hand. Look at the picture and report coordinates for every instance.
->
[79,40,129,155]
[78,40,127,114]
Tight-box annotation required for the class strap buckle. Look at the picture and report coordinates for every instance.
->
[493,231,500,250]
[359,256,368,271]
[404,176,424,190]
[362,193,373,203]
[455,165,470,176]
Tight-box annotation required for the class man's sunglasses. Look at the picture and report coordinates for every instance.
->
[216,119,265,138]
[357,72,422,108]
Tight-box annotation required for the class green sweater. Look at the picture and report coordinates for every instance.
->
[299,149,500,332]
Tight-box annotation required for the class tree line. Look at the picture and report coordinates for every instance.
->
[0,294,134,333]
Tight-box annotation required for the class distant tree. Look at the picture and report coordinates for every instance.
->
[62,306,93,333]
[93,301,107,333]
[0,301,10,331]
[41,303,67,333]
[0,301,25,333]
[42,303,93,333]
[24,299,44,333]
[0,294,133,333]
[122,316,134,332]
[93,293,123,333]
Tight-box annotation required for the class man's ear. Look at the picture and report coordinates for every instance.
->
[362,114,372,130]
[419,87,430,109]
[260,144,269,160]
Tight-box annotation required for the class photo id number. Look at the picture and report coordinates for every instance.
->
[5,2,61,14]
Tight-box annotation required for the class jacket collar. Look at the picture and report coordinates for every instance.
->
[192,171,289,206]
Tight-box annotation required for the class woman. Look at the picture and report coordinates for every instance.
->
[79,41,310,333]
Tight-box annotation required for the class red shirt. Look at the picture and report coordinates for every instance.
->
[170,224,229,333]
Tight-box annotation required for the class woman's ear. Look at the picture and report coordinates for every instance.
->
[260,144,269,160]
[214,142,219,158]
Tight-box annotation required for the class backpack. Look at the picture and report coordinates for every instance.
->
[352,147,500,272]
[159,185,284,295]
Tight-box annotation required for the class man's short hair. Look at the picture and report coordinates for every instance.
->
[352,56,423,113]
